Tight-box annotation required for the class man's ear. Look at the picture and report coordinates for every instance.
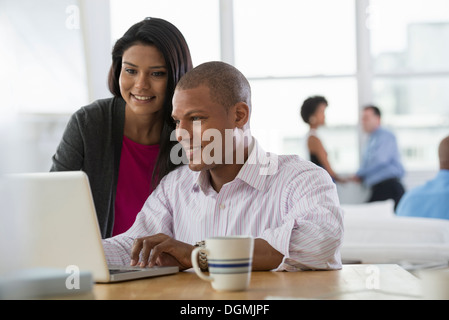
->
[233,102,250,129]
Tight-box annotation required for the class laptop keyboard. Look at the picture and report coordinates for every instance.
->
[109,269,141,274]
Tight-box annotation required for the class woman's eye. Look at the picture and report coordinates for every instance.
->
[125,68,136,75]
[152,71,166,77]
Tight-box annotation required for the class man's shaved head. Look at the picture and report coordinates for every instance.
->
[175,61,252,115]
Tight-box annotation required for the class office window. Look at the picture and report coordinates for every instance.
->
[250,78,358,173]
[110,0,220,67]
[0,0,88,114]
[3,0,448,177]
[234,0,358,173]
[370,0,449,74]
[370,0,449,171]
[234,0,356,78]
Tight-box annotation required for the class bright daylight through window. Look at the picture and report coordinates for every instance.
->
[1,0,448,175]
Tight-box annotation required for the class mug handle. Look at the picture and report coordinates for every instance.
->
[191,247,213,282]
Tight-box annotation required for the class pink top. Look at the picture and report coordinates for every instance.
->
[113,136,159,236]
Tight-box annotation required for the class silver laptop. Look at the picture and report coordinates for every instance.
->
[6,171,178,283]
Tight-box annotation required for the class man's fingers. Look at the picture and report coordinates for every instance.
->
[148,241,170,267]
[140,238,155,267]
[156,252,180,267]
[130,234,170,267]
[130,238,143,266]
[149,239,193,269]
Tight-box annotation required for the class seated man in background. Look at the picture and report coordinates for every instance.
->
[396,135,449,220]
[102,61,344,271]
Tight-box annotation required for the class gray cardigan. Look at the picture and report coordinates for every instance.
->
[51,97,126,238]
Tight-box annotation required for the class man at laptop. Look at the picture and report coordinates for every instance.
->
[102,61,344,271]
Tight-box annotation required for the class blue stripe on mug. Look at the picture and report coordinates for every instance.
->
[208,263,251,268]
[208,259,252,274]
[208,258,252,263]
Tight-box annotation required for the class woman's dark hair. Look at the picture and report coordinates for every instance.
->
[300,95,328,124]
[108,17,193,188]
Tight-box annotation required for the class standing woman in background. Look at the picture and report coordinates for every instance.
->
[300,96,346,183]
[51,18,193,238]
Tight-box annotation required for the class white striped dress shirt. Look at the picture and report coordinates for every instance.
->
[103,140,344,271]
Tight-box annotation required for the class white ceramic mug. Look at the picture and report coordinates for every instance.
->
[191,236,254,291]
[420,269,449,300]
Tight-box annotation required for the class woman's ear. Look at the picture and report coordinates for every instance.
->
[233,102,250,129]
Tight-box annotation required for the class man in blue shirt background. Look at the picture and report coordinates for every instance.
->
[396,135,449,220]
[352,105,405,210]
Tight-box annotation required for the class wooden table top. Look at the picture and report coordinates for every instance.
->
[92,264,422,300]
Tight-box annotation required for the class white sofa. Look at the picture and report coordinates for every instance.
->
[341,200,449,271]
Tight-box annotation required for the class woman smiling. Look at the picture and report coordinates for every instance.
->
[51,18,192,238]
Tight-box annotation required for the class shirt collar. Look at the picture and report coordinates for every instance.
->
[236,138,274,191]
[193,170,210,194]
[370,126,382,136]
[192,137,276,194]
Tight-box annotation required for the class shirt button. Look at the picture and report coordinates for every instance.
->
[219,203,226,209]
